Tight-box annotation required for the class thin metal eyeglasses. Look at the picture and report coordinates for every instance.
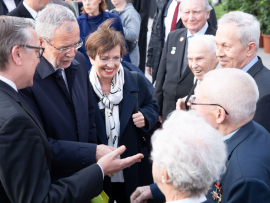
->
[20,45,45,58]
[44,38,83,54]
[99,57,122,64]
[190,95,229,115]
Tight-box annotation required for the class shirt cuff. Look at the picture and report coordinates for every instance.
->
[96,163,104,180]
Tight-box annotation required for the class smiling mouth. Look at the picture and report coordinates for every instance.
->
[194,70,202,74]
[103,68,114,74]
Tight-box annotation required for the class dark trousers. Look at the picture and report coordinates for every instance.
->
[111,182,128,203]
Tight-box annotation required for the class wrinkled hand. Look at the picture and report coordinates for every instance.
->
[130,186,153,203]
[98,146,144,176]
[176,98,188,110]
[146,67,152,76]
[132,111,145,128]
[159,115,163,123]
[96,144,115,162]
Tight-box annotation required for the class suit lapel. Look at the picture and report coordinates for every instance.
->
[247,57,264,78]
[17,2,34,19]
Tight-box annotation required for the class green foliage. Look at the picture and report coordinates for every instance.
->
[222,0,270,35]
[213,4,225,19]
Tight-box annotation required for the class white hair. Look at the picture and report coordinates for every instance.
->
[151,111,226,198]
[199,68,259,123]
[188,35,216,54]
[180,0,212,12]
[36,3,77,41]
[218,11,260,51]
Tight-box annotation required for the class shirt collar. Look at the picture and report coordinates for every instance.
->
[23,1,38,19]
[223,128,239,142]
[241,56,258,72]
[0,75,18,92]
[187,21,208,38]
[167,194,206,203]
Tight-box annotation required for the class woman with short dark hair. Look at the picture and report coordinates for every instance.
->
[86,19,159,203]
[77,0,130,71]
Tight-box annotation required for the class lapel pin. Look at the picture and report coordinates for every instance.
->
[180,37,184,42]
[171,47,176,55]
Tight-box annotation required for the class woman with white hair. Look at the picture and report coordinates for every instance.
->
[176,35,219,110]
[151,110,226,202]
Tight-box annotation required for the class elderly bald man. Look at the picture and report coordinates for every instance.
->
[154,0,216,123]
[131,68,270,203]
[175,35,219,111]
[215,11,270,133]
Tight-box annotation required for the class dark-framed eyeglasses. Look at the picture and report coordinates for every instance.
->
[20,45,45,58]
[190,95,229,115]
[44,38,83,54]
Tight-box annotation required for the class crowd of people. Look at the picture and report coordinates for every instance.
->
[0,0,270,203]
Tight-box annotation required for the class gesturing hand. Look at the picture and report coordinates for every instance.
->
[130,186,153,203]
[97,146,144,176]
[95,144,115,162]
[132,111,145,128]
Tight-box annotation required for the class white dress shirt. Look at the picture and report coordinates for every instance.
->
[3,0,17,12]
[164,0,182,42]
[0,75,17,92]
[167,194,207,203]
[23,1,38,19]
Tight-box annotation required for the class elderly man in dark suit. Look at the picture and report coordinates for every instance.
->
[146,0,217,83]
[0,0,21,15]
[154,0,216,122]
[0,15,143,203]
[19,4,115,182]
[131,68,270,203]
[215,11,270,133]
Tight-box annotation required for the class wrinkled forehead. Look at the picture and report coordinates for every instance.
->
[181,0,205,11]
[188,42,212,57]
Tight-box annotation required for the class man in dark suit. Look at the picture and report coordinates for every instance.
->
[154,0,216,122]
[215,11,270,133]
[0,0,21,15]
[19,4,115,182]
[0,15,143,203]
[146,0,217,83]
[131,68,270,203]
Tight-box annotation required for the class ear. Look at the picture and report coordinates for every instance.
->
[216,107,226,124]
[161,167,169,184]
[39,37,45,47]
[246,42,256,57]
[89,55,95,64]
[206,11,210,20]
[11,45,23,66]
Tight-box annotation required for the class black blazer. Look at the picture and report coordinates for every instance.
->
[6,1,33,19]
[0,0,21,15]
[247,57,270,133]
[0,80,103,202]
[154,25,216,120]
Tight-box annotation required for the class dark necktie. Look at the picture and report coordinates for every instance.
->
[170,1,181,32]
[55,69,70,96]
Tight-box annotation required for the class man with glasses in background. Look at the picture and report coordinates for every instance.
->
[20,4,115,183]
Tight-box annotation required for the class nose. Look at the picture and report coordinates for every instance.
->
[216,45,225,58]
[66,47,76,58]
[192,60,198,69]
[106,60,115,68]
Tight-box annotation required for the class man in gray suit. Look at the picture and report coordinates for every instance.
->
[154,0,216,122]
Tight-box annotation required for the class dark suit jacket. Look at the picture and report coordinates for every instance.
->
[147,0,217,83]
[0,80,102,202]
[19,51,97,182]
[6,1,33,19]
[154,25,216,120]
[93,69,159,202]
[151,121,270,203]
[206,121,270,202]
[247,57,270,133]
[0,0,21,15]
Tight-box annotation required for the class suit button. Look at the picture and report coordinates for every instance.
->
[82,159,86,165]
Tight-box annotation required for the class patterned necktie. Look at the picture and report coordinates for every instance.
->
[170,1,181,31]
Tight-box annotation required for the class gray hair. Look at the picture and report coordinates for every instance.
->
[218,11,260,51]
[36,3,76,41]
[200,68,259,123]
[188,35,216,54]
[0,16,35,71]
[151,110,226,198]
[180,0,212,12]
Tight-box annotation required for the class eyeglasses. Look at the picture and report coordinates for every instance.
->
[190,95,229,115]
[20,45,45,58]
[44,38,83,54]
[99,57,121,64]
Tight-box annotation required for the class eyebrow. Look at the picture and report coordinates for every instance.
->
[183,9,202,12]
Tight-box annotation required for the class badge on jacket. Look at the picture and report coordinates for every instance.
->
[180,37,184,42]
[211,182,222,203]
[171,47,176,54]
